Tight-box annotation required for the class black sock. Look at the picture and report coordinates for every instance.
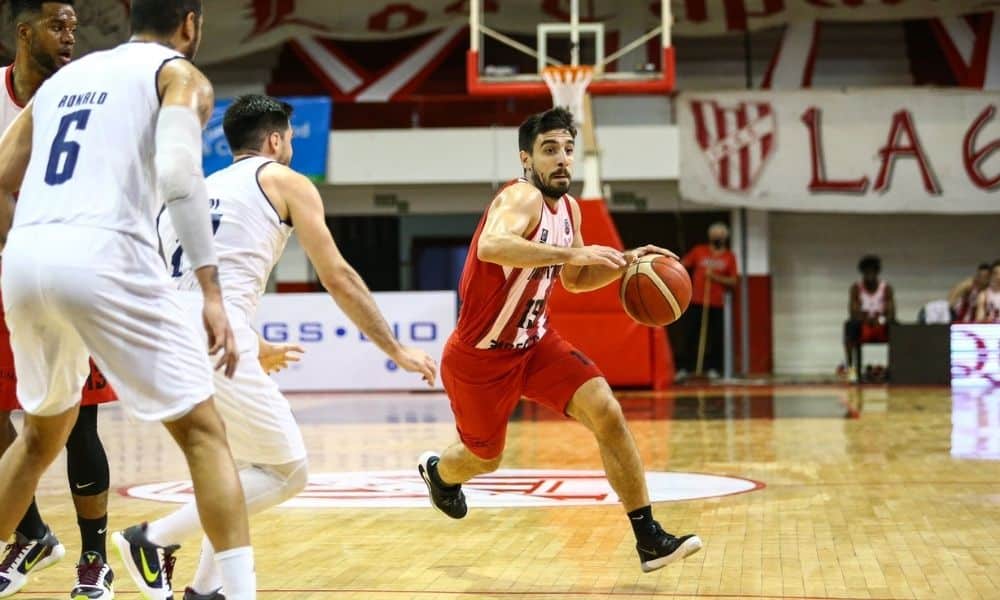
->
[78,515,108,561]
[15,499,46,540]
[628,505,656,542]
[429,458,459,489]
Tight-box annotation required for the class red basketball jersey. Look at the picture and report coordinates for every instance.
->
[454,179,576,350]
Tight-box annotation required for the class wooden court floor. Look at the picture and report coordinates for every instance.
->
[9,385,1000,599]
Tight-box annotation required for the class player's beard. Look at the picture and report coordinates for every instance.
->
[29,40,59,77]
[184,24,203,60]
[530,169,571,199]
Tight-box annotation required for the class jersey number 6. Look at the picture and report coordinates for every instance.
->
[45,109,91,186]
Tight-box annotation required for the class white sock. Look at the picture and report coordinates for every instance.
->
[144,502,200,548]
[189,536,221,594]
[215,546,256,599]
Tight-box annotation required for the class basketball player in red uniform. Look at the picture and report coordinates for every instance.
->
[843,255,895,382]
[0,2,116,597]
[949,263,990,323]
[975,261,1000,323]
[418,107,702,573]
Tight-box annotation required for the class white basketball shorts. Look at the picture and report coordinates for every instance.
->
[1,225,214,421]
[177,293,307,466]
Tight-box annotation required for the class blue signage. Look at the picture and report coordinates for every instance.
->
[202,96,331,180]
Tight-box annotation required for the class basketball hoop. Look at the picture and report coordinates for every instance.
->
[542,65,593,126]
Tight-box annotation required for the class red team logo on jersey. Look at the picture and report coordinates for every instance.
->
[689,100,777,193]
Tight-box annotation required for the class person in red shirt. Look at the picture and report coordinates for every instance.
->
[676,222,739,379]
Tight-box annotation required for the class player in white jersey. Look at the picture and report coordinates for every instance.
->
[0,1,258,599]
[151,94,437,599]
[0,3,120,598]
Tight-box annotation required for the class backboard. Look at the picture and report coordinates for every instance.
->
[467,0,675,97]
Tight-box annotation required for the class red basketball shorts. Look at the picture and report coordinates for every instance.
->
[0,286,117,411]
[860,322,888,344]
[441,329,603,459]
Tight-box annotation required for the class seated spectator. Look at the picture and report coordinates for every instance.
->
[843,255,895,382]
[949,263,991,323]
[975,261,1000,323]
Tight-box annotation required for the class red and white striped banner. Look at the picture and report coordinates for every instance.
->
[680,89,1000,213]
[1,1,996,66]
[762,21,821,89]
[929,11,1000,90]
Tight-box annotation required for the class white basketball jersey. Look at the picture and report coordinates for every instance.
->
[0,65,25,134]
[858,280,887,318]
[158,156,293,315]
[15,42,183,251]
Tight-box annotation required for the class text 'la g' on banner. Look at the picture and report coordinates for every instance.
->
[679,89,1000,213]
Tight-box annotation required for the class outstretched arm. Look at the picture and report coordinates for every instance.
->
[263,165,436,385]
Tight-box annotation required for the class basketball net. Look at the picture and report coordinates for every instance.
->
[542,65,602,199]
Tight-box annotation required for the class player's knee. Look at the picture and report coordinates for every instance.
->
[571,380,626,437]
[594,403,627,439]
[475,452,503,474]
[165,399,228,449]
[20,422,64,464]
[273,458,309,500]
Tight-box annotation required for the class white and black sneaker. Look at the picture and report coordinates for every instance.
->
[71,551,115,599]
[637,523,702,573]
[418,451,467,519]
[0,528,66,597]
[111,524,177,600]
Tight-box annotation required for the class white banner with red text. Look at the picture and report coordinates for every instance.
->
[679,89,1000,213]
[1,1,995,65]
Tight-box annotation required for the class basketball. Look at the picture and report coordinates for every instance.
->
[619,255,692,326]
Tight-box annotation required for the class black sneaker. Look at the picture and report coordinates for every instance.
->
[111,524,178,600]
[183,587,225,600]
[418,451,467,519]
[637,523,702,573]
[70,551,114,599]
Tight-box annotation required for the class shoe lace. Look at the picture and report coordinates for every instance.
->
[650,521,668,538]
[76,561,107,586]
[0,542,30,572]
[163,551,177,588]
